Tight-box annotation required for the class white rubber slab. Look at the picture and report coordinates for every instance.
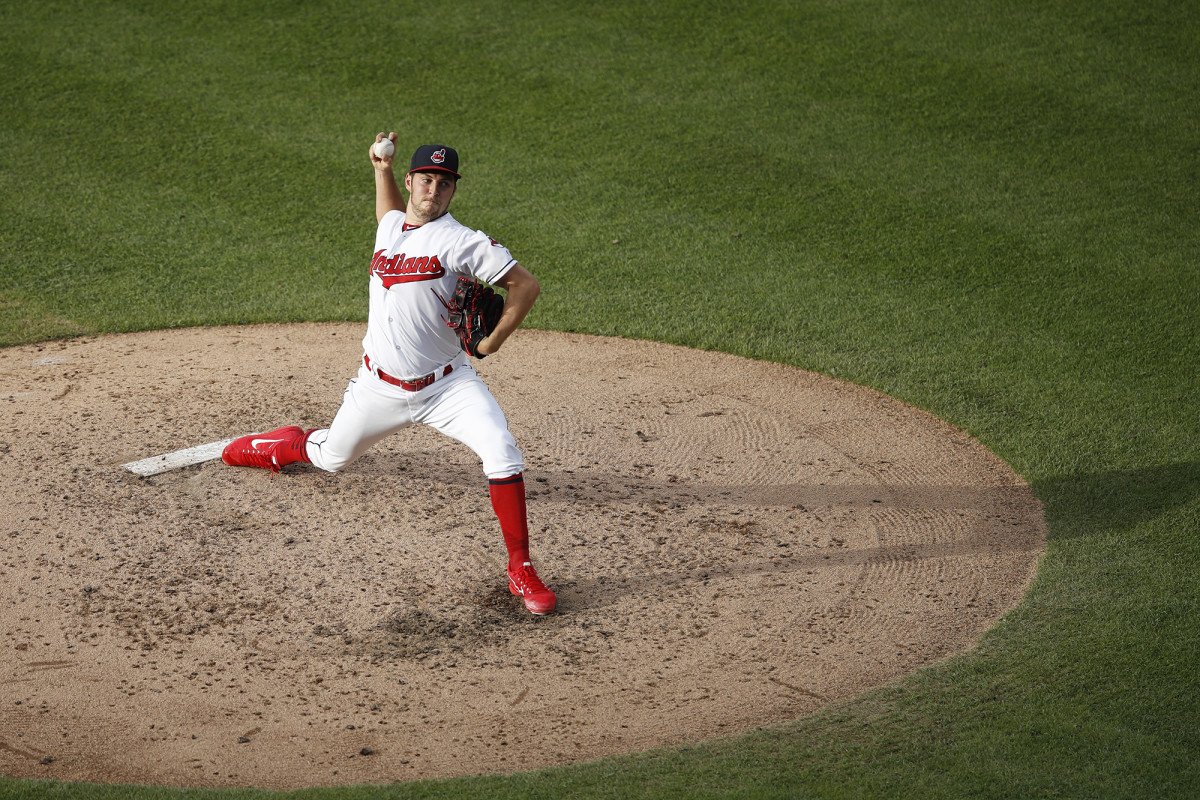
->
[122,439,235,476]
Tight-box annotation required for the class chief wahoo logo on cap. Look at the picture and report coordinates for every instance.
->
[431,148,446,164]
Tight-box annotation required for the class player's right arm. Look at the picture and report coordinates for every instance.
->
[370,132,405,223]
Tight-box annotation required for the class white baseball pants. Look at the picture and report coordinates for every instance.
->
[304,353,525,479]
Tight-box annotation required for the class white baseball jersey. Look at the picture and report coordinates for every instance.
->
[363,209,516,379]
[304,207,525,478]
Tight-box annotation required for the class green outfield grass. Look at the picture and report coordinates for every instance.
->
[2,0,1197,797]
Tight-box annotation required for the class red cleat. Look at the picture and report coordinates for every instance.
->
[222,426,305,472]
[508,562,557,615]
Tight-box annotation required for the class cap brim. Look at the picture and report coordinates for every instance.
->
[407,165,461,178]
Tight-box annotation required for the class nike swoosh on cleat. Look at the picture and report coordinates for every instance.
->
[250,438,286,449]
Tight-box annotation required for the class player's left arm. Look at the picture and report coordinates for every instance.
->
[475,264,539,356]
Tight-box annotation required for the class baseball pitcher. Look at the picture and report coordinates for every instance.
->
[221,133,556,615]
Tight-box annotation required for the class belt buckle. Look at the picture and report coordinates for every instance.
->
[400,364,451,392]
[404,372,433,391]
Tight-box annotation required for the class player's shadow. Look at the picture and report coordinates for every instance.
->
[1031,459,1200,541]
[349,448,1199,548]
[558,527,1042,613]
[345,451,1053,613]
[541,475,1047,613]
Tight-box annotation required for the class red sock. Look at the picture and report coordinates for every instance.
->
[489,473,530,571]
[273,429,314,468]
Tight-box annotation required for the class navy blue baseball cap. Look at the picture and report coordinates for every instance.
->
[408,144,461,178]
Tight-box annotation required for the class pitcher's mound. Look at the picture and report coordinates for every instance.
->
[0,324,1044,790]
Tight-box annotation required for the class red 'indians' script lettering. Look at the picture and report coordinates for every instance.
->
[370,249,446,287]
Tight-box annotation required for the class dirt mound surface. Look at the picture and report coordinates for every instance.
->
[0,325,1044,790]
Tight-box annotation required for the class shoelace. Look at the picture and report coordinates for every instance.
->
[511,565,548,594]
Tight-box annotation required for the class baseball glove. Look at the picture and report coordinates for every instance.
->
[446,276,504,358]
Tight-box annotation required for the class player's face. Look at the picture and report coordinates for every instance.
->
[405,171,457,223]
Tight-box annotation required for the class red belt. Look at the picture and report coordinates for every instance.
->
[364,355,453,392]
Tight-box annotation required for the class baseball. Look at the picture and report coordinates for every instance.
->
[374,138,395,158]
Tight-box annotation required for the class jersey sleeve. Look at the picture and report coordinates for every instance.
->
[458,228,517,285]
[374,208,406,253]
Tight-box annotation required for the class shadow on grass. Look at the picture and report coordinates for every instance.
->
[1034,460,1200,540]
